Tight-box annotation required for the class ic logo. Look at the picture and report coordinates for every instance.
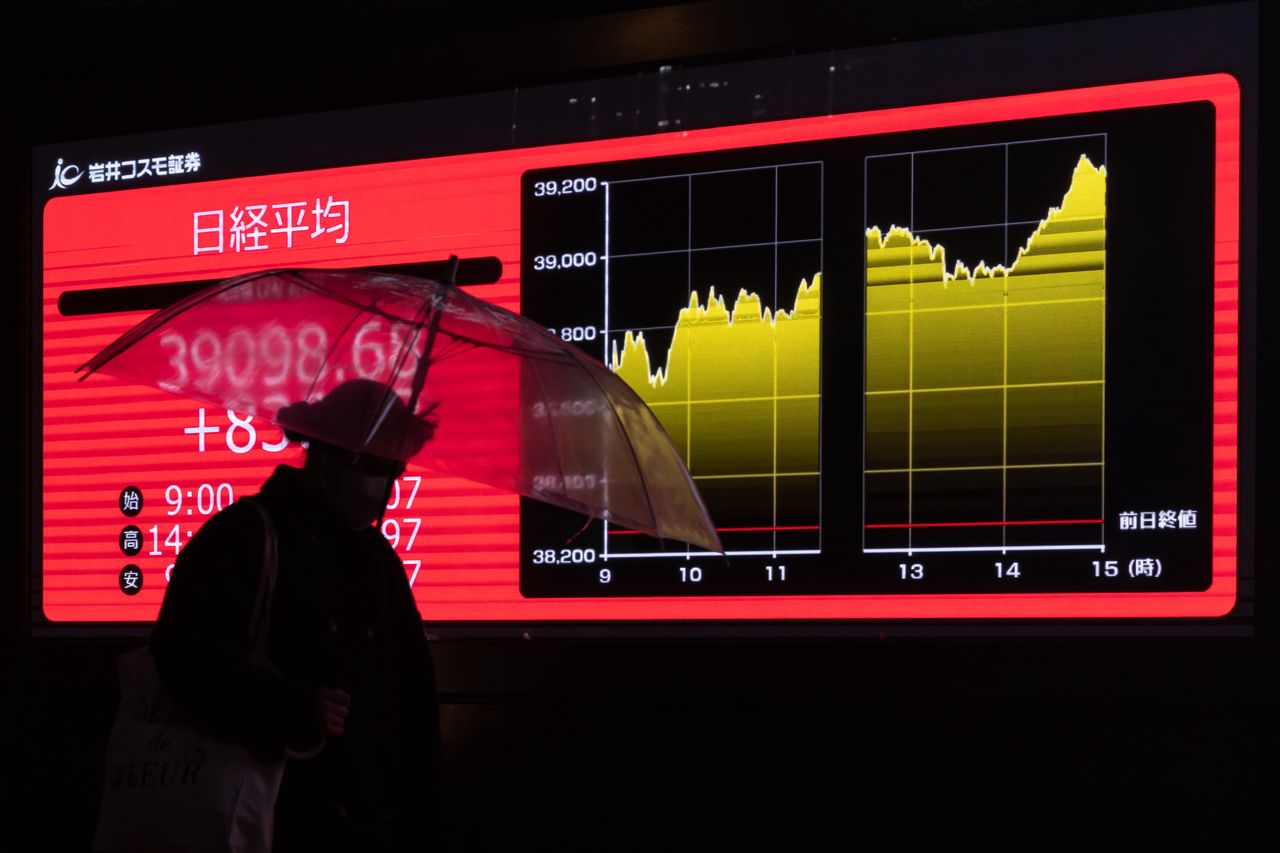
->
[49,157,83,190]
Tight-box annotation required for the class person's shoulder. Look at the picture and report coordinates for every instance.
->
[354,525,409,576]
[355,523,400,557]
[176,498,271,570]
[194,497,271,538]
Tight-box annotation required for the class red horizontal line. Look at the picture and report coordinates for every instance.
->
[608,524,820,535]
[865,518,1103,529]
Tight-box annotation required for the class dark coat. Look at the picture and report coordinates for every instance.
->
[150,464,441,852]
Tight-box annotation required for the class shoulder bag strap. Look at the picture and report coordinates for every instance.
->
[242,497,325,761]
[240,496,279,659]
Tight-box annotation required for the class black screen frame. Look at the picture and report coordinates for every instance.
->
[18,1,1263,647]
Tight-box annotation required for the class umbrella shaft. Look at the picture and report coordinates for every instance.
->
[406,292,446,416]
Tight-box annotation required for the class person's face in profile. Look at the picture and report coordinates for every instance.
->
[315,448,406,529]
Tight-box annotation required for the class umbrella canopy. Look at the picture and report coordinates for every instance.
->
[78,267,723,554]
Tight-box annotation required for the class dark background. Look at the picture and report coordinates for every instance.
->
[11,1,1269,849]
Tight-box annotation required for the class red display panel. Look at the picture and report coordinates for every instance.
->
[41,74,1239,623]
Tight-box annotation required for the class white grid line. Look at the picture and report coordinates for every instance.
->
[864,133,1108,161]
[604,549,822,560]
[610,237,821,260]
[865,544,1105,555]
[607,161,824,184]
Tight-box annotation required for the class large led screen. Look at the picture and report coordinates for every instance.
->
[35,62,1246,630]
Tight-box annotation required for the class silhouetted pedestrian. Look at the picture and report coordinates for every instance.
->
[150,380,442,852]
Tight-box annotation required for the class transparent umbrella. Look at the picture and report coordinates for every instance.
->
[78,265,723,553]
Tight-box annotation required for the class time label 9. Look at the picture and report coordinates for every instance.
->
[166,483,235,516]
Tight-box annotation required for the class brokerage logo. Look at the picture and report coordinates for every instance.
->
[49,158,83,190]
[47,151,202,192]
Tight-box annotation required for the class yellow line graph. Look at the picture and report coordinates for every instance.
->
[611,274,820,477]
[865,153,1106,537]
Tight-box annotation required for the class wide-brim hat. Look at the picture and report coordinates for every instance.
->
[276,378,435,462]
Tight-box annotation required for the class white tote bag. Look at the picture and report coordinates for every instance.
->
[93,499,284,853]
